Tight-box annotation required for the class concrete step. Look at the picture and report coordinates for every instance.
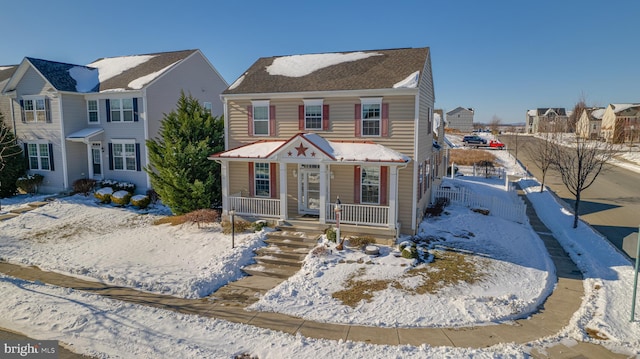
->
[0,213,20,221]
[27,201,49,208]
[9,207,35,214]
[267,231,320,241]
[242,263,300,279]
[264,238,318,249]
[256,256,302,268]
[255,247,308,261]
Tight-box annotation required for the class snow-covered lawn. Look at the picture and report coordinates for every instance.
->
[0,148,638,358]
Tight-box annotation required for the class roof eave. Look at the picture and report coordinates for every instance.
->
[221,87,419,101]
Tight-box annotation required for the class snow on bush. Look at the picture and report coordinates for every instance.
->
[94,187,114,203]
[111,190,132,206]
[130,194,150,209]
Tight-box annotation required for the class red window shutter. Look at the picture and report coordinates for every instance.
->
[298,105,305,130]
[269,105,276,136]
[323,104,330,131]
[354,166,361,203]
[381,103,389,137]
[380,166,388,205]
[247,106,253,137]
[248,162,255,197]
[355,104,361,137]
[270,163,277,198]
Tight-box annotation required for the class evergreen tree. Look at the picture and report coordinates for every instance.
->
[0,112,27,199]
[146,92,224,215]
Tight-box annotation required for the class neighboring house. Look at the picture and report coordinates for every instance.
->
[600,103,640,144]
[0,65,18,124]
[1,50,227,194]
[445,107,474,133]
[526,108,568,133]
[210,47,443,237]
[576,107,604,140]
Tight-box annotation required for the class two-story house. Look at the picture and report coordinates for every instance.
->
[210,47,443,238]
[526,108,568,133]
[0,65,18,123]
[1,50,227,193]
[576,107,604,140]
[445,107,474,133]
[600,103,640,144]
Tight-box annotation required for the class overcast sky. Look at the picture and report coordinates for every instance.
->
[1,0,638,124]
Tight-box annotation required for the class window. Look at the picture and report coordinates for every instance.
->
[27,143,51,171]
[112,140,137,171]
[254,162,270,197]
[252,101,269,135]
[304,100,323,130]
[88,100,99,123]
[203,102,212,114]
[21,97,49,122]
[110,98,134,122]
[361,166,380,204]
[361,98,382,136]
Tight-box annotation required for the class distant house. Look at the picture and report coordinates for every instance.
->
[1,50,227,194]
[0,65,18,123]
[210,47,444,237]
[600,103,640,143]
[576,107,604,140]
[445,107,474,132]
[526,108,568,133]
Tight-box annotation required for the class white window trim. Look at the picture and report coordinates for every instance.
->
[26,141,51,171]
[254,162,271,198]
[87,99,100,124]
[22,96,47,123]
[251,100,270,136]
[360,97,382,137]
[112,139,137,171]
[303,99,323,130]
[110,98,134,122]
[360,166,380,205]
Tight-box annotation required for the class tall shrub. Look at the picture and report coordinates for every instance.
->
[0,113,26,199]
[145,92,224,215]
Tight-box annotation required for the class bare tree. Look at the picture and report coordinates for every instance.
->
[568,96,587,134]
[524,131,554,193]
[489,115,502,134]
[550,122,619,228]
[1,113,25,210]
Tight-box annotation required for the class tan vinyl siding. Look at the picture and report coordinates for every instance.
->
[327,165,356,204]
[286,163,298,214]
[228,162,250,196]
[397,162,415,234]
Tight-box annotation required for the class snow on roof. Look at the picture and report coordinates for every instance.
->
[527,109,537,116]
[591,108,605,119]
[611,103,640,113]
[128,61,177,89]
[0,66,13,71]
[68,66,99,92]
[87,55,156,84]
[392,71,420,88]
[216,141,285,158]
[66,127,104,141]
[266,52,382,78]
[228,74,245,90]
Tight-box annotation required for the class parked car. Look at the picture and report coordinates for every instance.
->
[462,135,487,145]
[488,140,505,149]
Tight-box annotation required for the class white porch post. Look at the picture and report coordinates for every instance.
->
[220,161,229,215]
[388,166,398,230]
[319,163,327,224]
[279,162,287,220]
[86,142,94,178]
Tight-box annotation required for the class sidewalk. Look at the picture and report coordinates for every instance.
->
[0,192,632,358]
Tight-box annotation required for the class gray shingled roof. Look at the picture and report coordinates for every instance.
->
[24,50,197,93]
[224,47,429,95]
[0,65,18,83]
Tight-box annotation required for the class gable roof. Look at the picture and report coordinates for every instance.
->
[4,50,198,94]
[446,107,474,115]
[0,65,18,83]
[224,47,430,95]
[609,103,640,114]
[536,108,567,116]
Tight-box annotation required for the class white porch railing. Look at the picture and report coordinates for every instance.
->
[325,203,389,227]
[228,195,280,218]
[432,186,527,224]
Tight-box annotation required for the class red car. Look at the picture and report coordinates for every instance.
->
[489,140,505,149]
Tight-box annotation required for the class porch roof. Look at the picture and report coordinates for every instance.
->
[66,127,104,142]
[210,133,410,164]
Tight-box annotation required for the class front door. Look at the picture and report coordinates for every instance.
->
[91,142,103,178]
[299,164,320,215]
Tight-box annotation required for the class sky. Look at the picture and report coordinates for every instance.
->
[1,0,638,124]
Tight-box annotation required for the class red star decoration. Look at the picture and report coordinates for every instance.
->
[287,151,292,156]
[295,143,308,156]
[311,151,316,157]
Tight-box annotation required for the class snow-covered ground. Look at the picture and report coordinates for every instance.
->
[0,147,639,358]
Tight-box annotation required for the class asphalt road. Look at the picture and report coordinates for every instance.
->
[499,134,640,259]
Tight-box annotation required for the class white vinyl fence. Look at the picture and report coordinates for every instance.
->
[432,185,527,224]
